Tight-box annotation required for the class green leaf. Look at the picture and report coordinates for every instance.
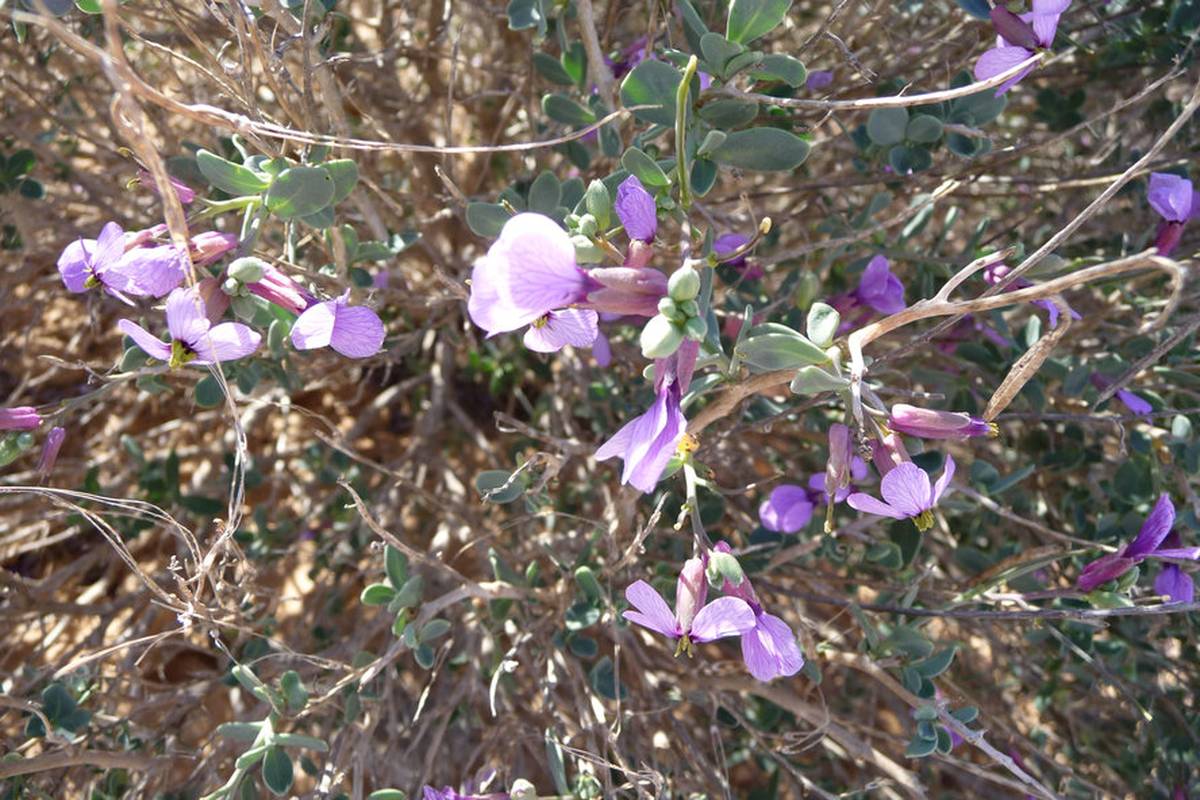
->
[864,541,904,569]
[532,52,574,85]
[527,171,562,215]
[805,302,840,348]
[542,94,597,126]
[905,733,938,758]
[906,114,944,143]
[621,147,671,187]
[915,647,957,678]
[620,60,684,126]
[261,747,293,796]
[888,144,932,174]
[279,671,308,713]
[699,32,745,76]
[751,53,806,87]
[385,545,408,591]
[866,107,909,146]
[419,619,451,643]
[676,0,710,52]
[736,328,830,371]
[414,643,436,669]
[392,575,424,609]
[506,0,544,33]
[789,365,849,396]
[698,98,759,129]
[7,149,35,177]
[886,625,934,659]
[691,158,718,197]
[726,0,793,44]
[360,583,396,606]
[194,376,223,409]
[216,722,263,742]
[589,656,627,700]
[955,0,991,20]
[18,178,45,199]
[266,166,336,219]
[466,202,511,237]
[322,159,358,204]
[368,792,408,800]
[710,127,810,171]
[273,733,328,751]
[475,469,526,503]
[196,149,270,195]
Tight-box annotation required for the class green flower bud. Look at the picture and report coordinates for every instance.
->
[577,213,598,237]
[705,551,745,588]
[571,234,605,264]
[667,264,701,302]
[679,299,700,318]
[657,296,685,322]
[683,315,708,341]
[222,277,243,297]
[227,256,267,284]
[509,779,538,800]
[640,314,685,359]
[584,179,612,230]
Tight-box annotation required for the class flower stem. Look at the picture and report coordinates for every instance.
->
[676,55,698,211]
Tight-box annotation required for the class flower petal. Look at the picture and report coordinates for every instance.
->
[93,221,127,270]
[846,492,906,519]
[752,612,805,678]
[466,213,585,335]
[330,303,386,358]
[1029,12,1060,48]
[1154,564,1194,604]
[931,453,956,506]
[759,485,813,533]
[1147,172,1194,222]
[522,308,599,353]
[614,175,657,242]
[974,47,1037,94]
[689,597,756,642]
[623,580,678,638]
[291,300,337,350]
[118,319,172,362]
[165,287,211,345]
[879,462,932,517]
[1125,493,1175,559]
[191,322,262,364]
[112,245,186,298]
[57,239,93,293]
[1077,552,1136,592]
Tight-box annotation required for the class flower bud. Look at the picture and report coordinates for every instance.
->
[675,557,708,633]
[577,213,598,237]
[683,315,708,341]
[36,426,66,479]
[889,404,996,440]
[657,297,682,319]
[825,423,853,500]
[705,550,745,589]
[679,299,700,318]
[228,256,267,284]
[571,234,605,264]
[640,314,685,359]
[0,406,42,431]
[509,779,538,800]
[667,264,701,302]
[871,429,911,476]
[1155,220,1184,256]
[584,178,612,230]
[190,231,239,266]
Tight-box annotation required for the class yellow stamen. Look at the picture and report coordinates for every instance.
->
[987,422,1000,438]
[677,433,700,455]
[912,509,934,532]
[83,274,100,290]
[531,314,550,329]
[169,339,197,370]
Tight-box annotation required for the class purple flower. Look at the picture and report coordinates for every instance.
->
[623,579,755,654]
[983,262,1081,329]
[138,169,196,205]
[595,345,694,493]
[847,455,956,532]
[806,70,834,90]
[1147,172,1198,256]
[714,232,765,280]
[1077,494,1199,601]
[1089,373,1152,416]
[870,429,911,476]
[824,423,854,502]
[115,244,188,297]
[614,175,657,242]
[973,1,1070,95]
[855,255,905,315]
[119,287,261,367]
[291,291,386,359]
[0,407,41,431]
[467,213,598,352]
[889,404,996,439]
[759,485,814,533]
[190,231,238,266]
[248,264,315,315]
[57,222,136,301]
[713,542,805,682]
[585,267,667,317]
[36,426,65,478]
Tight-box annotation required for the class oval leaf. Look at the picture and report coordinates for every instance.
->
[726,0,793,44]
[265,167,336,219]
[710,127,810,171]
[197,149,270,195]
[620,60,683,126]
